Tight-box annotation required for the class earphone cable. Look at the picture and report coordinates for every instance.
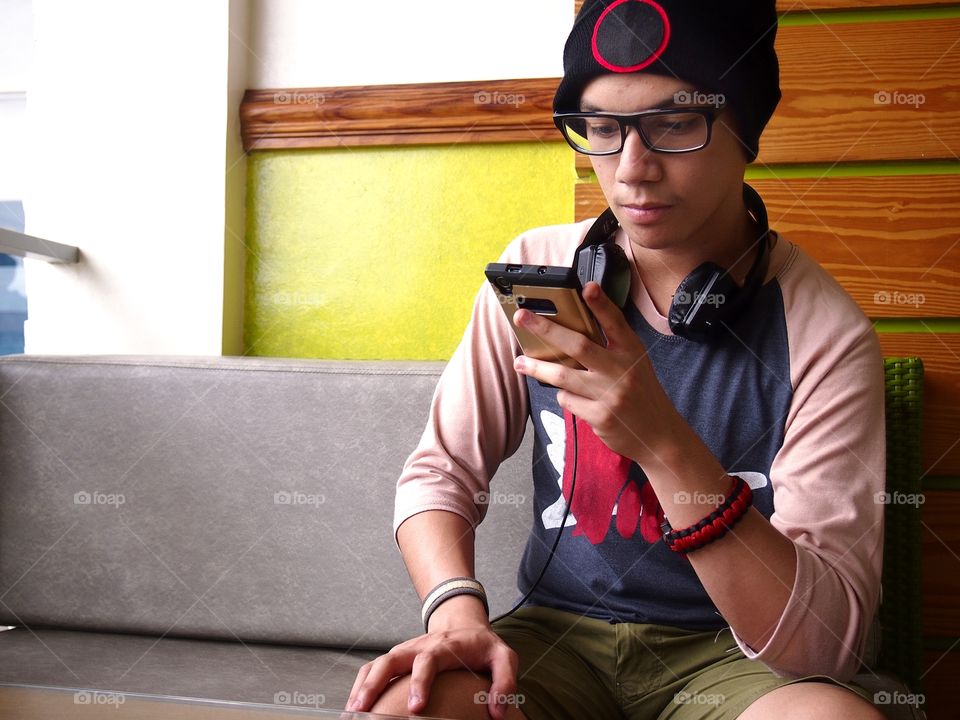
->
[490,414,578,625]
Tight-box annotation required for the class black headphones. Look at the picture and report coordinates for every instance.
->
[574,182,771,341]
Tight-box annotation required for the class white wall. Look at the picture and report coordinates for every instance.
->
[0,0,33,201]
[23,0,233,354]
[17,0,572,355]
[249,0,568,89]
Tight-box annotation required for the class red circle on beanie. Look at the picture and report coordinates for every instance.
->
[591,0,671,73]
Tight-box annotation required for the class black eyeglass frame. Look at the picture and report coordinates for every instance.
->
[552,106,725,156]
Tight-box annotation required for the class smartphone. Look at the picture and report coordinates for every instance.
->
[485,262,603,369]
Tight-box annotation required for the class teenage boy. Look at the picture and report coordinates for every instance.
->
[347,2,886,718]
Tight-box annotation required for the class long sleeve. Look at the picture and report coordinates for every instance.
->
[729,244,886,680]
[393,223,592,544]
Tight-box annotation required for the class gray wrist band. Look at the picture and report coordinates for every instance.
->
[421,577,489,632]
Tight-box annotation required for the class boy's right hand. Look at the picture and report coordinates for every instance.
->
[345,596,519,719]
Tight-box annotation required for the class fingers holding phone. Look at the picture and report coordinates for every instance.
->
[484,263,604,370]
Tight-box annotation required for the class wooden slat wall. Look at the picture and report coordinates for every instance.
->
[765,19,959,163]
[922,491,960,638]
[921,648,960,720]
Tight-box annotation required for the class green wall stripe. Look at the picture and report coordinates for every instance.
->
[923,477,960,491]
[923,637,960,652]
[577,161,960,185]
[746,161,960,180]
[577,160,960,185]
[780,5,960,26]
[873,319,960,334]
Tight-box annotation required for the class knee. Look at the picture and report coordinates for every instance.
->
[367,673,412,716]
[737,681,886,720]
[370,669,519,719]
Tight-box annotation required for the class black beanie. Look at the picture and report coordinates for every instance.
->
[554,0,781,162]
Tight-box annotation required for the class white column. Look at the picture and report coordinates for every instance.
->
[23,0,245,355]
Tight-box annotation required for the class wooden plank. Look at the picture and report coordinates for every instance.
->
[753,176,960,319]
[242,19,960,159]
[765,19,960,163]
[922,649,959,719]
[240,79,559,151]
[879,334,960,478]
[575,0,957,12]
[574,176,960,318]
[922,490,960,638]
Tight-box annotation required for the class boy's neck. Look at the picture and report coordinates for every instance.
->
[628,199,760,319]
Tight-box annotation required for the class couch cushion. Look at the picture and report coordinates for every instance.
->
[0,628,925,719]
[0,626,375,710]
[0,356,533,650]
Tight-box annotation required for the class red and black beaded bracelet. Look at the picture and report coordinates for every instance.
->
[661,476,753,555]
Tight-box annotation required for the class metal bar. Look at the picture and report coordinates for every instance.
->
[0,228,79,264]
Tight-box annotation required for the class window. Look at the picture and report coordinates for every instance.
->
[0,202,27,354]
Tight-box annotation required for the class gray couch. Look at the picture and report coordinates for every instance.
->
[0,355,531,714]
[0,355,923,718]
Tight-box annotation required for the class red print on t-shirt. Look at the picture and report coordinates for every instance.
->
[561,409,665,545]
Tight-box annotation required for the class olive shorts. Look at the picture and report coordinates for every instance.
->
[491,605,876,720]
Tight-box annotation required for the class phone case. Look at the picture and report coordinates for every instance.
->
[485,263,603,369]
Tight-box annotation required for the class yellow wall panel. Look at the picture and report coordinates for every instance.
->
[244,143,574,359]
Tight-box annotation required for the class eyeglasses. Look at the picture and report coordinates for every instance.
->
[553,107,723,155]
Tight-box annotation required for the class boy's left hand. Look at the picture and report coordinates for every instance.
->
[512,281,681,465]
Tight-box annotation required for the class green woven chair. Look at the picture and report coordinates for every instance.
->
[876,357,924,696]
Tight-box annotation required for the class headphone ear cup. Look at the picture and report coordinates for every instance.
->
[596,243,631,308]
[669,263,740,340]
[577,242,631,308]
